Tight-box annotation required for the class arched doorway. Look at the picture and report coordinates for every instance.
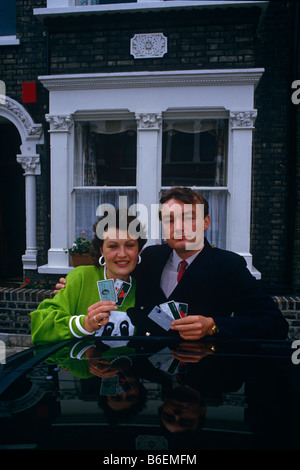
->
[0,96,43,278]
[0,117,25,281]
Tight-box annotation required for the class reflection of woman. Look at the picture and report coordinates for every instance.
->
[98,374,147,422]
[30,211,147,345]
[83,343,148,421]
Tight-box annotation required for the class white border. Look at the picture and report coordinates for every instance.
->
[0,35,20,46]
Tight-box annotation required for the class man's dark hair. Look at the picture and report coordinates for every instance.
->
[159,187,209,218]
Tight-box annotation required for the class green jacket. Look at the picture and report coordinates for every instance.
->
[30,265,136,345]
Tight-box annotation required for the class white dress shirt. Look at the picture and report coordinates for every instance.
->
[160,250,201,298]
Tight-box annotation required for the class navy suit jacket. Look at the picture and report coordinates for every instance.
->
[129,239,288,339]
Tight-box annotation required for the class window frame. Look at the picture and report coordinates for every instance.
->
[0,0,19,46]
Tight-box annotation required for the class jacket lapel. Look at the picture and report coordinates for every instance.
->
[167,239,214,300]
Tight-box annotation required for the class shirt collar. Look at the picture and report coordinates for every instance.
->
[171,249,201,271]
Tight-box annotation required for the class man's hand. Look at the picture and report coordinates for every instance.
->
[54,277,67,295]
[171,341,215,363]
[170,315,216,340]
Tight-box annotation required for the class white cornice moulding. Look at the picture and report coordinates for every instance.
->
[39,69,264,91]
[35,2,269,20]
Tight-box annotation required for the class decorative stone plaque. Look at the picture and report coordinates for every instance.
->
[130,33,167,59]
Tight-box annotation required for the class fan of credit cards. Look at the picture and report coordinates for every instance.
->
[148,300,188,331]
[97,278,131,306]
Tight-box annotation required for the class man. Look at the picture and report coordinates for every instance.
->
[132,187,288,340]
[55,187,289,340]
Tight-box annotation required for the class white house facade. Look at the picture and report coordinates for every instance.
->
[38,68,263,278]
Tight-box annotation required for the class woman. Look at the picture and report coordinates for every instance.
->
[30,211,147,345]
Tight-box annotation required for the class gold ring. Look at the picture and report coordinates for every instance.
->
[97,321,102,327]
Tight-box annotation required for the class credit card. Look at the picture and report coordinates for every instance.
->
[148,305,173,331]
[148,347,180,375]
[167,300,181,320]
[100,376,118,395]
[115,280,131,306]
[97,279,116,302]
[160,301,181,320]
[116,372,132,394]
[176,302,188,318]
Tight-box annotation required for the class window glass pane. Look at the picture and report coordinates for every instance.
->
[201,189,227,249]
[78,121,137,186]
[162,119,227,187]
[0,0,16,36]
[74,188,137,242]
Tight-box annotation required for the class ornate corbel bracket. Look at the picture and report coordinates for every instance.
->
[46,114,73,133]
[16,155,41,176]
[135,113,162,130]
[230,110,258,129]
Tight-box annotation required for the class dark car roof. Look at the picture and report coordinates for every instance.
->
[0,337,299,453]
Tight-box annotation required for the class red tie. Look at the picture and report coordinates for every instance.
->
[177,260,188,282]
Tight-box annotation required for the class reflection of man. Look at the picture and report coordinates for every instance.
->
[157,341,244,435]
[160,386,206,434]
[134,187,288,340]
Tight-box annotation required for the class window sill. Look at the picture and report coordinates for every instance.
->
[38,264,73,274]
[0,36,20,46]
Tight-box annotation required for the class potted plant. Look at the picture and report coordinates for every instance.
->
[66,232,93,267]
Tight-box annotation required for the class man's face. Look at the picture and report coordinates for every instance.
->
[161,386,206,433]
[161,198,210,254]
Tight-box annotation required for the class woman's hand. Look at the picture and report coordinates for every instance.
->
[84,300,118,332]
[89,359,121,378]
[53,277,67,295]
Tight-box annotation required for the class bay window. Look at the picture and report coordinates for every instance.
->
[39,69,262,277]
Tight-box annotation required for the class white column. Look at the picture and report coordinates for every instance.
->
[16,155,40,270]
[227,110,260,278]
[135,113,162,245]
[41,114,73,272]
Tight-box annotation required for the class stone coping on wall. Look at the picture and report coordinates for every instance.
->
[0,287,299,343]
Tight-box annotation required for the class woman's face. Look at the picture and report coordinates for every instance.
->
[100,228,139,281]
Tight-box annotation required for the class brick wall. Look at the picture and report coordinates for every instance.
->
[0,287,299,340]
[251,1,296,293]
[0,287,54,335]
[292,3,300,293]
[47,7,258,74]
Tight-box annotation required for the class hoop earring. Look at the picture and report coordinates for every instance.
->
[99,255,106,266]
[137,255,141,265]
